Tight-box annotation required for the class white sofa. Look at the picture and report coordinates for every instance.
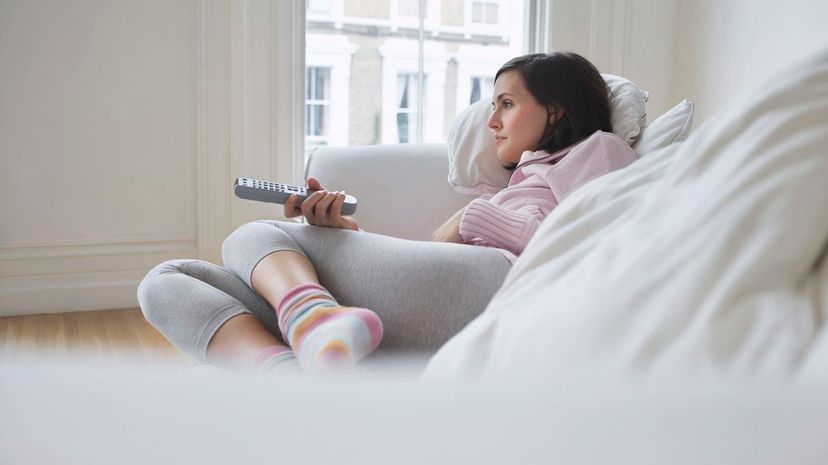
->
[305,142,473,240]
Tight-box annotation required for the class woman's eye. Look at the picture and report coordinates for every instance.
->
[490,102,496,110]
[503,101,512,108]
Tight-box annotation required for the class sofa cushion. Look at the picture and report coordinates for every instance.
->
[633,99,695,157]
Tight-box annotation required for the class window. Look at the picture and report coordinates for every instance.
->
[305,0,523,155]
[305,67,331,146]
[471,0,498,25]
[464,0,508,38]
[305,33,357,151]
[396,73,427,144]
[469,76,495,104]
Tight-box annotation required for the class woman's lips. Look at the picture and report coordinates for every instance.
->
[495,136,506,145]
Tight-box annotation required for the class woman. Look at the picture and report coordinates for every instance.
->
[137,52,638,376]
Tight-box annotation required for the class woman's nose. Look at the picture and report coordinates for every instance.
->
[487,110,501,130]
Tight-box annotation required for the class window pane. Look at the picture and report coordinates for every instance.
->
[485,3,498,24]
[470,76,495,104]
[306,0,524,153]
[398,74,409,109]
[397,73,426,144]
[306,67,330,100]
[470,77,481,104]
[396,113,409,143]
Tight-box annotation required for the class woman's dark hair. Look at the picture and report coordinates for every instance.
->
[495,52,612,169]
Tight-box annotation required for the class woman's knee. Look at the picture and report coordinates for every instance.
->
[136,259,191,328]
[221,221,307,282]
[221,220,274,265]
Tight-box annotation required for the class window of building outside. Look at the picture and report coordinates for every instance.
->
[471,0,498,24]
[305,0,524,157]
[470,76,495,105]
[305,67,331,146]
[396,72,427,144]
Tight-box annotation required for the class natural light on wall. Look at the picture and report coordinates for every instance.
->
[304,0,525,157]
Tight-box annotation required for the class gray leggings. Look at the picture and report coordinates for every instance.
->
[137,220,512,365]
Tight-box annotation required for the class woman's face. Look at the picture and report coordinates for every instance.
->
[488,70,559,166]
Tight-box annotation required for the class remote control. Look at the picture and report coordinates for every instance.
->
[233,177,358,215]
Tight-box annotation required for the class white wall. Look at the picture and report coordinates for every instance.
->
[550,0,828,126]
[548,0,680,122]
[674,0,828,124]
[0,0,303,315]
[0,0,199,315]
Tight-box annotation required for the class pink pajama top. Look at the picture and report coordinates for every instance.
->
[458,130,638,264]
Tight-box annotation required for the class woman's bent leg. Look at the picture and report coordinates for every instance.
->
[249,250,320,314]
[221,220,513,363]
[205,313,284,372]
[223,222,385,372]
[137,259,287,372]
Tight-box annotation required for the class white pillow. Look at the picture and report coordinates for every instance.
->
[603,74,650,145]
[447,74,649,195]
[633,99,695,157]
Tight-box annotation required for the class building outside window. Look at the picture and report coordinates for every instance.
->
[305,0,523,156]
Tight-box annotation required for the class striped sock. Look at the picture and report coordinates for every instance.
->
[276,283,383,373]
[253,344,300,375]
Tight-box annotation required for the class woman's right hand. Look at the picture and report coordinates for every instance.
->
[431,206,466,243]
[283,177,360,231]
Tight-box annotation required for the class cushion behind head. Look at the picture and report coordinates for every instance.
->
[447,74,649,195]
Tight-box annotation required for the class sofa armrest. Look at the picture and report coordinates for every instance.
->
[305,143,477,241]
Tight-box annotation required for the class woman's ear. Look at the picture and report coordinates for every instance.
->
[548,106,565,125]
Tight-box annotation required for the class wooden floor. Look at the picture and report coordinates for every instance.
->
[0,308,193,368]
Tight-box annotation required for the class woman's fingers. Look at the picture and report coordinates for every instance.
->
[307,176,325,191]
[301,189,327,224]
[330,191,346,221]
[283,194,300,218]
[313,191,339,224]
[297,181,347,228]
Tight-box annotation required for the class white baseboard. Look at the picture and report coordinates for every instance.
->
[0,271,147,316]
[0,242,199,317]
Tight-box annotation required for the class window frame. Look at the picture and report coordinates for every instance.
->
[300,0,550,155]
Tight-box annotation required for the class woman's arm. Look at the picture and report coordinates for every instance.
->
[432,191,499,243]
[459,199,544,256]
[431,206,467,243]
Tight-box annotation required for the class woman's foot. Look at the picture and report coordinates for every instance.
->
[276,283,383,374]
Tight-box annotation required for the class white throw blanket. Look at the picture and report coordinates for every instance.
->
[422,50,828,382]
